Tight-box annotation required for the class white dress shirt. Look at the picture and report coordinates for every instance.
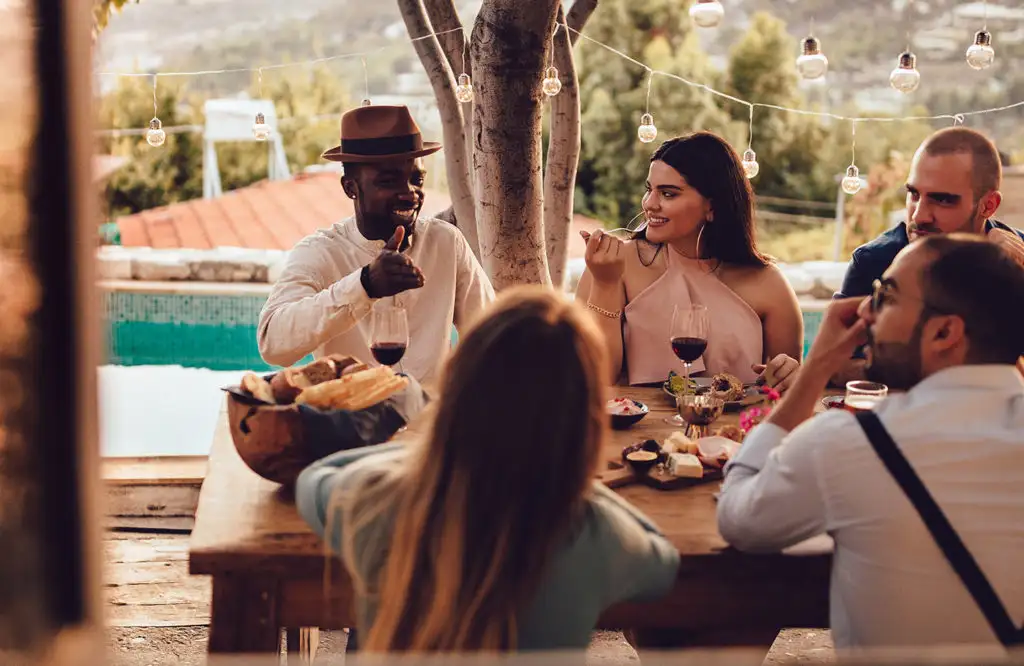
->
[257,217,494,384]
[717,365,1024,651]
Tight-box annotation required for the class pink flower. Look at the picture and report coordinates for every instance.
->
[740,405,770,433]
[761,387,781,402]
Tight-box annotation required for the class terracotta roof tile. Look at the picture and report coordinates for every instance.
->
[115,172,607,257]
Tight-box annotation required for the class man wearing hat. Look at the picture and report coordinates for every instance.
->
[258,105,494,384]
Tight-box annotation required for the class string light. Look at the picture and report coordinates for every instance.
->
[96,21,1024,189]
[454,38,473,103]
[966,0,995,70]
[542,66,562,96]
[796,28,828,80]
[841,122,862,195]
[689,0,724,29]
[360,57,371,106]
[891,1,920,94]
[252,68,271,141]
[455,74,474,103]
[145,75,165,147]
[889,51,920,94]
[637,72,657,143]
[741,105,758,179]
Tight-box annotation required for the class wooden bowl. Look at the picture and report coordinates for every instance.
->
[226,394,314,486]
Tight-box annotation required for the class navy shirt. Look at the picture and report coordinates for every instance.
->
[836,219,1024,299]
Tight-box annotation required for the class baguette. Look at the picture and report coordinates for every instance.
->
[295,366,394,410]
[241,371,275,404]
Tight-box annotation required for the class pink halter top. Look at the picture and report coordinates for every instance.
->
[623,248,763,386]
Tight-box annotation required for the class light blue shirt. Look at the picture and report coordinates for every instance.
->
[717,365,1024,651]
[296,442,680,650]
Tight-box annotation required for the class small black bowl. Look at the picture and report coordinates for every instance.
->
[608,399,649,430]
[622,439,665,476]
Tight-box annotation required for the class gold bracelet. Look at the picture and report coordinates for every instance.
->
[586,301,621,319]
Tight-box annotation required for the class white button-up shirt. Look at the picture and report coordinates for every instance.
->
[257,217,494,384]
[717,365,1024,651]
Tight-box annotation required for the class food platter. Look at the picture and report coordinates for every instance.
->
[662,372,766,412]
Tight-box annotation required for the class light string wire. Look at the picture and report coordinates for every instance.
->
[94,23,1024,136]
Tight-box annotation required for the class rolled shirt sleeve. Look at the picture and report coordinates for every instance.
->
[717,421,830,553]
[257,241,376,367]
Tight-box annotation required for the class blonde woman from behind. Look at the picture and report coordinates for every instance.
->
[296,286,680,653]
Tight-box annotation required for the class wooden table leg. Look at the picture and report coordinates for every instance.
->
[208,574,282,653]
[285,627,320,664]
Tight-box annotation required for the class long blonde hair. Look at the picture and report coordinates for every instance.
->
[336,286,609,652]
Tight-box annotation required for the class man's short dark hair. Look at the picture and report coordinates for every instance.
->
[919,234,1024,364]
[341,162,361,179]
[921,128,1002,200]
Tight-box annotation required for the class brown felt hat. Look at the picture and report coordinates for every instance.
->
[321,104,442,163]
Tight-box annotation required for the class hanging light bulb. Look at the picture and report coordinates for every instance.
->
[796,36,829,80]
[965,30,995,70]
[637,113,658,143]
[841,165,863,195]
[146,118,166,147]
[889,51,921,94]
[252,112,271,141]
[741,149,759,179]
[542,67,562,97]
[689,0,724,28]
[455,73,474,103]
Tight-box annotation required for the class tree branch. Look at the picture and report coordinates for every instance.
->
[423,0,469,79]
[422,0,474,206]
[566,0,598,45]
[398,0,479,258]
[542,4,586,288]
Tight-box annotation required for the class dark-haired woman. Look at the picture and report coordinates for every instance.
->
[576,132,803,391]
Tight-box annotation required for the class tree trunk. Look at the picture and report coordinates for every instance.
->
[397,0,479,258]
[542,4,588,289]
[471,0,561,289]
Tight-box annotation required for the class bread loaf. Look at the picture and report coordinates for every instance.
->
[300,358,339,385]
[270,367,313,404]
[241,372,275,404]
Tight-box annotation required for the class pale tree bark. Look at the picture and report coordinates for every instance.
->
[541,0,596,289]
[471,0,561,289]
[397,0,479,258]
[422,0,475,202]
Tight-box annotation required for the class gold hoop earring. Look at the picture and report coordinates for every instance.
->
[695,223,707,258]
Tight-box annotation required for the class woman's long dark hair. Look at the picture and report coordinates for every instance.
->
[634,132,768,268]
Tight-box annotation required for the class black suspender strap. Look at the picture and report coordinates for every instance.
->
[854,411,1023,646]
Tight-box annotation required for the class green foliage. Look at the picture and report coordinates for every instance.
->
[99,68,351,219]
[93,0,136,37]
[574,0,733,225]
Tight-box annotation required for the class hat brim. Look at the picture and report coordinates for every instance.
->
[321,142,442,163]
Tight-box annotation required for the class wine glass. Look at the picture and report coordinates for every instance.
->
[369,306,409,368]
[844,380,887,412]
[665,304,710,426]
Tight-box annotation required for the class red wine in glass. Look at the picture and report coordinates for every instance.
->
[671,336,707,363]
[371,342,407,366]
[370,306,409,368]
[665,304,710,425]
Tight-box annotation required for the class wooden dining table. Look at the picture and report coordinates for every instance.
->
[189,384,838,657]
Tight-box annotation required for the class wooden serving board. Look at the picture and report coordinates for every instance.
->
[598,459,723,490]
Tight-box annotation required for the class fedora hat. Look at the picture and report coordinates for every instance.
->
[321,104,442,163]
